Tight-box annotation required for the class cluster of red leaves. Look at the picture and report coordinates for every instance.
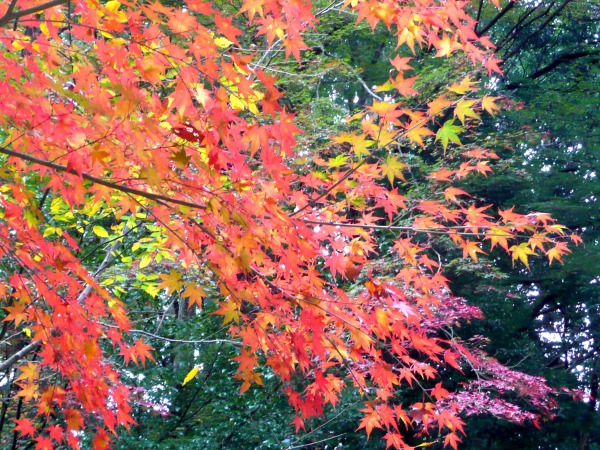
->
[0,0,580,448]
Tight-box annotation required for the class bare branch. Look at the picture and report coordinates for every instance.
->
[0,0,68,27]
[503,0,575,61]
[0,146,206,210]
[100,323,241,345]
[476,0,517,37]
[528,49,600,80]
[0,341,41,372]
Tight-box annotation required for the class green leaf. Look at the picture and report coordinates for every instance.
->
[435,120,462,152]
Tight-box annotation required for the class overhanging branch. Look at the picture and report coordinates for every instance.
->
[0,0,69,27]
[0,146,206,210]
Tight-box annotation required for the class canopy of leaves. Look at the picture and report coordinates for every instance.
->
[0,0,588,449]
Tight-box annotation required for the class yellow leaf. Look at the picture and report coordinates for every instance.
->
[481,96,501,116]
[374,80,396,92]
[105,0,128,23]
[139,254,152,269]
[92,225,109,238]
[214,36,233,48]
[405,123,434,147]
[454,99,480,124]
[435,34,453,58]
[510,243,536,268]
[213,300,240,324]
[182,282,207,309]
[448,77,479,95]
[39,22,50,36]
[158,270,183,293]
[381,155,406,184]
[182,366,200,386]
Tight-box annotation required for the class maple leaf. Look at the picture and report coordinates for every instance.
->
[510,243,537,268]
[461,240,486,262]
[454,99,480,124]
[444,432,462,450]
[428,95,453,117]
[571,234,583,245]
[448,77,479,95]
[213,300,241,324]
[381,155,407,184]
[34,436,54,450]
[444,187,470,203]
[369,101,403,122]
[405,122,434,147]
[428,168,456,182]
[132,338,155,367]
[16,382,40,401]
[487,227,512,251]
[481,96,501,116]
[390,56,413,73]
[333,133,374,158]
[4,302,28,326]
[171,148,191,168]
[239,0,264,22]
[397,27,416,53]
[158,270,184,293]
[546,242,571,264]
[182,282,207,309]
[47,424,64,443]
[13,418,36,437]
[435,34,455,58]
[291,415,305,432]
[435,120,463,152]
[394,74,419,96]
[357,405,381,438]
[384,432,404,449]
[16,362,39,384]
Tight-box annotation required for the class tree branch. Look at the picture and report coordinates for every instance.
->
[477,0,517,37]
[503,0,575,62]
[100,323,240,345]
[0,0,68,27]
[529,49,600,80]
[0,341,41,373]
[301,219,537,239]
[0,146,206,210]
[474,0,485,35]
[504,48,599,89]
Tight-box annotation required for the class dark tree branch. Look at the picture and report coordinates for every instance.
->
[0,146,207,211]
[529,49,600,80]
[498,2,556,57]
[495,3,550,53]
[503,0,575,61]
[476,0,517,37]
[0,0,68,27]
[474,0,485,34]
[504,48,599,89]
